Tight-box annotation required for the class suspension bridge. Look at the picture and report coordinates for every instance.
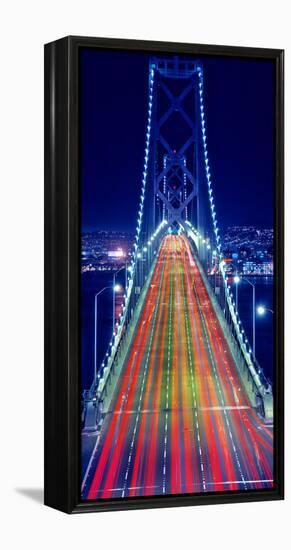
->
[81,57,273,500]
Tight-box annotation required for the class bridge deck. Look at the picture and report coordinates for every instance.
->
[82,235,273,500]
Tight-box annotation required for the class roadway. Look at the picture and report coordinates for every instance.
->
[82,234,273,500]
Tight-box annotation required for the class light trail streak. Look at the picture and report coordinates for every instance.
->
[83,235,273,500]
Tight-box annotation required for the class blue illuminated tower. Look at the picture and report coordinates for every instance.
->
[149,56,211,257]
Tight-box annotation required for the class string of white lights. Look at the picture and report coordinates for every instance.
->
[129,63,155,285]
[95,64,156,387]
[196,67,266,390]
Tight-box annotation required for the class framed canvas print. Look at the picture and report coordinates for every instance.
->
[44,36,284,513]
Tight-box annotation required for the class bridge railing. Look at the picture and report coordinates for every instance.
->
[82,223,169,431]
[82,64,160,429]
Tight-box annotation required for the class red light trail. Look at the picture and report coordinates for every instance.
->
[83,235,273,500]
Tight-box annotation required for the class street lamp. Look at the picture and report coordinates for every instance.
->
[94,286,111,389]
[233,275,256,358]
[113,265,127,332]
[145,246,150,276]
[147,240,153,266]
[233,274,240,309]
[206,243,211,268]
[112,281,122,333]
[136,251,143,288]
[257,305,274,316]
[244,277,256,360]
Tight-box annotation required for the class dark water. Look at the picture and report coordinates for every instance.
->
[81,272,274,391]
[81,271,126,390]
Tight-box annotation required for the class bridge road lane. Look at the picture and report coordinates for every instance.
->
[82,237,170,498]
[181,235,273,490]
[82,235,273,500]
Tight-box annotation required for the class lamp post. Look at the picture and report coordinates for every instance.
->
[136,251,142,288]
[244,277,256,359]
[257,305,274,316]
[233,275,256,358]
[147,240,152,267]
[125,261,128,291]
[113,265,127,333]
[143,246,148,281]
[213,250,217,294]
[233,274,240,309]
[94,286,111,389]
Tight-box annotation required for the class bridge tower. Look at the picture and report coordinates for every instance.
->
[150,56,210,256]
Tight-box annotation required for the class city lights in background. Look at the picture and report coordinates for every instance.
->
[108,248,125,258]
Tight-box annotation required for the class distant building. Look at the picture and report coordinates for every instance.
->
[81,230,133,272]
[242,261,273,276]
[221,225,273,276]
[108,248,125,258]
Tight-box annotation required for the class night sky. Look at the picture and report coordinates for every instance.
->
[80,48,274,233]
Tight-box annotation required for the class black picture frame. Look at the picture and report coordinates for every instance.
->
[44,35,284,514]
